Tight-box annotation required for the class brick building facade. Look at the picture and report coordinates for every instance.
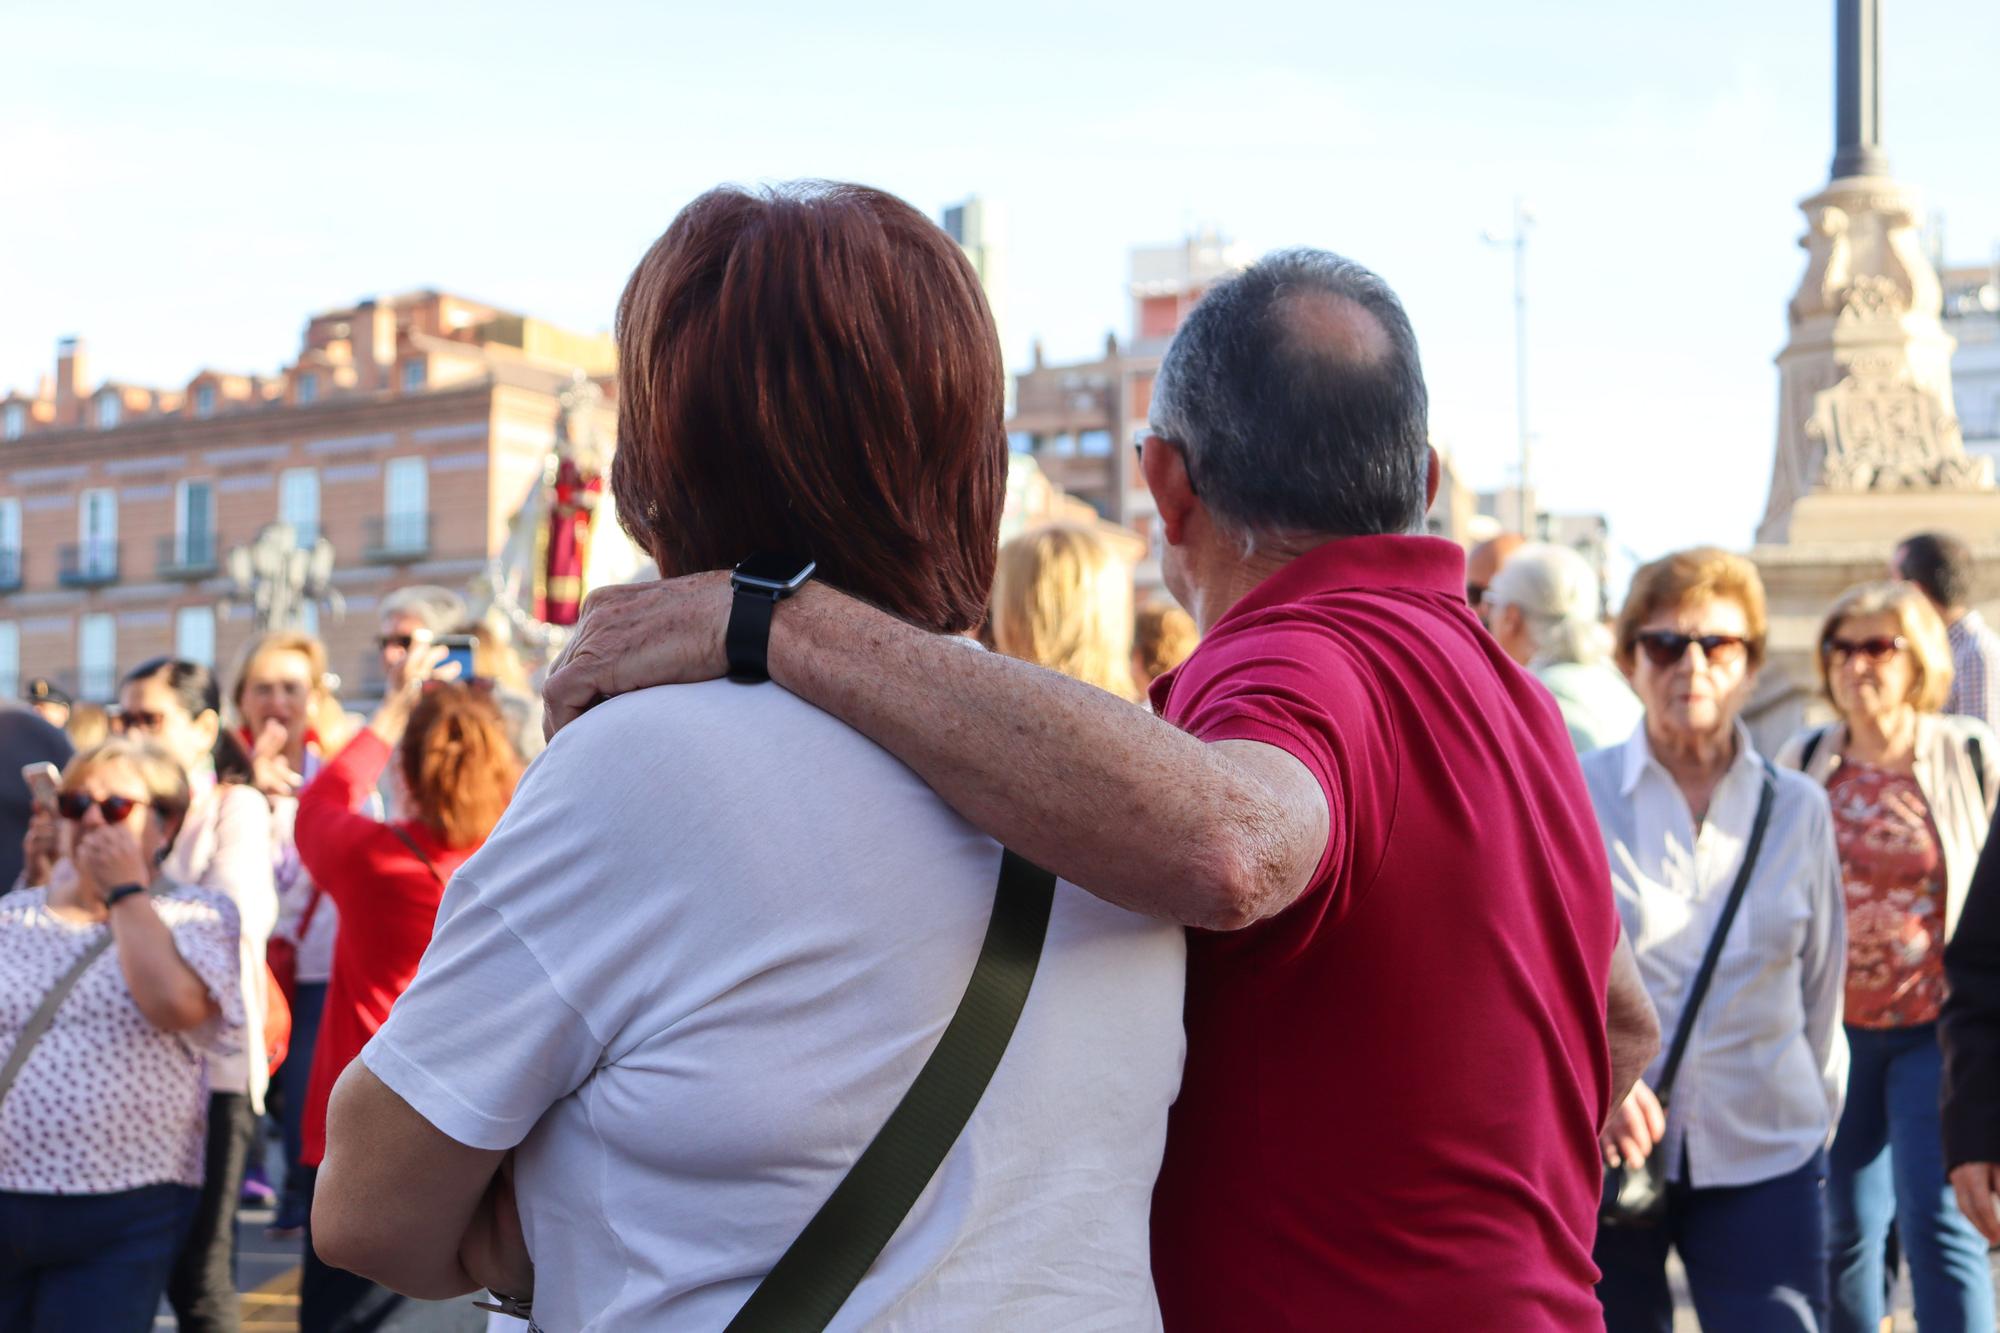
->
[0,291,617,704]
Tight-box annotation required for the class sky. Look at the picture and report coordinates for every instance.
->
[4,0,1998,577]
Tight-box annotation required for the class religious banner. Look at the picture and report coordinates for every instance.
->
[533,376,608,626]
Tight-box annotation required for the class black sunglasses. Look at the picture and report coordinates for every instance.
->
[1467,583,1489,608]
[1822,635,1906,663]
[1635,631,1749,669]
[112,708,168,734]
[377,634,416,651]
[57,792,152,823]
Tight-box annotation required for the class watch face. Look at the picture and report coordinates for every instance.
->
[733,553,816,593]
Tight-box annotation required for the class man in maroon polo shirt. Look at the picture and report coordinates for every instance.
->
[544,248,1659,1328]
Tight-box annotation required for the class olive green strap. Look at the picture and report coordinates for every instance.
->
[724,849,1056,1332]
[0,934,114,1111]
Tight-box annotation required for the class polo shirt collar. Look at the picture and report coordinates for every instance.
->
[1617,716,1761,799]
[1209,534,1468,634]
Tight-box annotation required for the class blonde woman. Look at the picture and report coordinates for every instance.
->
[1132,600,1199,698]
[0,740,244,1331]
[990,525,1140,702]
[1777,582,2000,1333]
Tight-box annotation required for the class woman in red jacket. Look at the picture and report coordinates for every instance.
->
[292,644,520,1331]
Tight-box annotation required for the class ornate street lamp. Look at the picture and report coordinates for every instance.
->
[224,523,344,634]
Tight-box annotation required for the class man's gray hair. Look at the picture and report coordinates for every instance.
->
[1149,248,1430,541]
[378,584,467,636]
[1487,543,1609,667]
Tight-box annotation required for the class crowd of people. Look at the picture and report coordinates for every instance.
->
[6,174,2000,1332]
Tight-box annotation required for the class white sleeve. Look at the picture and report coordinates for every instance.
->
[200,786,279,949]
[1799,795,1850,1132]
[361,889,603,1151]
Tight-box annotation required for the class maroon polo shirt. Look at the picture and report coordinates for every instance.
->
[1148,534,1615,1331]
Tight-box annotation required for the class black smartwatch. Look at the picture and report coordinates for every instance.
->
[727,554,816,682]
[103,883,146,910]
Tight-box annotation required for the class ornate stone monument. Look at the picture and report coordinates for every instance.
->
[1748,0,2000,747]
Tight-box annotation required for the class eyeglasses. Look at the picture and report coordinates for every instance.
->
[1133,436,1200,497]
[56,792,152,823]
[1634,631,1750,669]
[1822,635,1906,663]
[112,708,168,734]
[1467,583,1489,608]
[377,634,416,652]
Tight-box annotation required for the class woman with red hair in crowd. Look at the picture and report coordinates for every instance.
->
[291,644,519,1331]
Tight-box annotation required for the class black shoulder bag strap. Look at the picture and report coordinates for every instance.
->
[1970,735,1988,808]
[1653,761,1778,1107]
[1798,724,1832,774]
[387,825,445,887]
[725,849,1057,1333]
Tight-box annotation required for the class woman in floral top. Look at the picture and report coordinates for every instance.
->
[0,739,245,1332]
[1779,580,2000,1333]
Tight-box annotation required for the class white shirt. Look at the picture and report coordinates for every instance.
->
[1579,721,1848,1188]
[365,681,1186,1332]
[167,772,279,1112]
[0,882,244,1193]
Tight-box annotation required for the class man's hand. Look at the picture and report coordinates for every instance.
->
[1600,1079,1666,1169]
[459,1156,534,1302]
[543,572,734,738]
[1951,1161,2000,1245]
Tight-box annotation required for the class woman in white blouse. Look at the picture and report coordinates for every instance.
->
[114,657,277,1332]
[0,739,245,1332]
[1580,548,1848,1333]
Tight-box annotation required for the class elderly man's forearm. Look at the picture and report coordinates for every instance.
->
[770,588,1312,929]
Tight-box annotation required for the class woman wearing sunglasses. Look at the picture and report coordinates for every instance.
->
[111,658,278,1332]
[1579,547,1848,1332]
[0,739,245,1331]
[1774,581,2000,1333]
[292,642,519,1331]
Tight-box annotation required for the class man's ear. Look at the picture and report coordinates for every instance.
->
[1425,446,1441,512]
[1140,436,1199,547]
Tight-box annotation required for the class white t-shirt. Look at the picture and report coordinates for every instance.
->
[365,681,1186,1332]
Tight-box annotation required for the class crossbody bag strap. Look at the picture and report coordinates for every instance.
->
[0,932,115,1110]
[1653,760,1778,1106]
[387,825,445,888]
[724,849,1057,1333]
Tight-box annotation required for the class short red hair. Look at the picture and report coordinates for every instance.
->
[613,182,1006,634]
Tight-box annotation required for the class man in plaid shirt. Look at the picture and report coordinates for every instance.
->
[1896,532,2000,730]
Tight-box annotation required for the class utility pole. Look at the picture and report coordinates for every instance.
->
[1484,200,1534,535]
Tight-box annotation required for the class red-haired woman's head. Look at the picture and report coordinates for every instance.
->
[400,684,520,850]
[613,181,1006,634]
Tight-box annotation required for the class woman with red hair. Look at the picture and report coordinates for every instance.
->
[291,645,519,1331]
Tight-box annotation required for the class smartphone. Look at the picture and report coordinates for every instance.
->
[21,762,60,812]
[438,634,478,684]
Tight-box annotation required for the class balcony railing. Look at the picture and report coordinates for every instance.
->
[364,512,432,563]
[58,541,120,588]
[157,531,218,580]
[0,548,20,593]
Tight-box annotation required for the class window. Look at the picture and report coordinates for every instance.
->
[174,606,215,668]
[79,488,117,578]
[1006,431,1035,455]
[2,404,22,441]
[0,498,20,587]
[297,373,319,405]
[194,384,216,418]
[175,479,215,566]
[0,622,16,698]
[280,468,319,548]
[384,457,427,551]
[300,600,320,637]
[401,360,426,392]
[1076,428,1113,457]
[78,613,115,701]
[96,394,121,430]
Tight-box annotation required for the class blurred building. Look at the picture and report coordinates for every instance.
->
[942,197,1012,410]
[1945,255,2000,465]
[1006,226,1249,589]
[0,291,615,703]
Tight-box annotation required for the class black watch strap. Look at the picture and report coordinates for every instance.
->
[727,588,779,683]
[104,883,147,910]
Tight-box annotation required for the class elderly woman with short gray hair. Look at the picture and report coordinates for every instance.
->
[1485,541,1641,754]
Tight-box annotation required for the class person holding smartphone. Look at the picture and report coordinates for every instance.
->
[5,700,73,894]
[0,739,244,1331]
